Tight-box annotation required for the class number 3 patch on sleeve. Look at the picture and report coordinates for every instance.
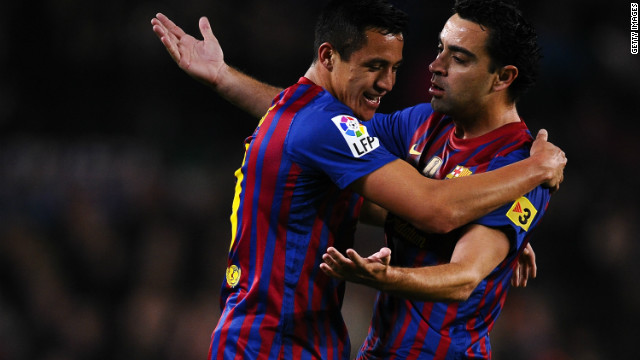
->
[506,196,538,231]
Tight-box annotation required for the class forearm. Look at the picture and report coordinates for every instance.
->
[429,156,548,232]
[368,225,508,302]
[376,263,477,302]
[212,64,283,118]
[352,158,545,234]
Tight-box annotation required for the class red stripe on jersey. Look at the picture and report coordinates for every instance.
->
[236,84,322,358]
[222,87,285,359]
[385,302,416,359]
[256,89,319,359]
[293,187,355,359]
[433,303,458,359]
[214,82,322,359]
[404,301,434,360]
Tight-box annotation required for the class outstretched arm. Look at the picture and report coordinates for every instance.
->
[321,223,510,302]
[151,15,566,233]
[151,13,281,118]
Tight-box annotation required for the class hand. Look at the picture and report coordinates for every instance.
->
[529,129,567,192]
[511,243,537,287]
[151,13,226,86]
[320,247,391,287]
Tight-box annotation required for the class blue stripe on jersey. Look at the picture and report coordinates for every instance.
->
[244,87,310,356]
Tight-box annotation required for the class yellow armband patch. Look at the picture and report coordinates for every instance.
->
[506,196,538,231]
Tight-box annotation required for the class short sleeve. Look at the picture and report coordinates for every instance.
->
[287,107,399,190]
[367,103,434,158]
[473,149,550,251]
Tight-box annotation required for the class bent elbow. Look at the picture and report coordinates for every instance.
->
[446,270,483,302]
[449,284,476,302]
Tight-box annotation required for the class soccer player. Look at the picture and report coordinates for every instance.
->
[319,1,553,358]
[150,0,565,359]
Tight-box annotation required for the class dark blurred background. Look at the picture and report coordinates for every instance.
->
[1,1,639,359]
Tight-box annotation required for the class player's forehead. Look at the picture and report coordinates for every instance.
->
[350,29,404,65]
[439,14,489,55]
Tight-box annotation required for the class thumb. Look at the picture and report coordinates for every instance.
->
[379,247,391,257]
[199,16,215,41]
[536,128,548,142]
[377,247,391,266]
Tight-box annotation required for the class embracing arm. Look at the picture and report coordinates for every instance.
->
[350,129,566,234]
[321,223,510,302]
[151,13,281,118]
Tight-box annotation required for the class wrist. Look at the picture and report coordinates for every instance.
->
[209,62,231,91]
[525,155,551,184]
[377,266,399,293]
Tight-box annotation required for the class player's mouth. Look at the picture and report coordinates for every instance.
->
[363,93,382,107]
[429,82,445,97]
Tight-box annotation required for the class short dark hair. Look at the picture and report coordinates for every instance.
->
[453,0,541,102]
[313,0,409,62]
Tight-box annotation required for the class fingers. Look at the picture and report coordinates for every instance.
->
[525,244,537,279]
[512,263,527,287]
[151,18,170,43]
[511,266,520,287]
[320,248,343,280]
[322,247,353,271]
[319,263,343,279]
[321,247,356,281]
[345,248,367,268]
[151,14,182,62]
[155,13,186,39]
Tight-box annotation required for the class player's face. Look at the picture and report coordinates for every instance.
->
[331,29,404,121]
[428,14,498,118]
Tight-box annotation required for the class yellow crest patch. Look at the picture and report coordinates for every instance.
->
[506,196,538,231]
[226,265,241,288]
[445,165,473,179]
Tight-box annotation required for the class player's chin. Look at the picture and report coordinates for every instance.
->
[355,104,378,121]
[429,98,449,114]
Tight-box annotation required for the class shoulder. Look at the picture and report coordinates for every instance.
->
[479,185,550,237]
[290,92,355,137]
[484,123,535,169]
[371,102,435,125]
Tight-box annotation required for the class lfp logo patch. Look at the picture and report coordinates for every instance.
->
[506,196,538,231]
[331,115,380,158]
[226,265,241,288]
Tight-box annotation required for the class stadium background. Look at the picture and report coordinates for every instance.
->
[1,0,639,359]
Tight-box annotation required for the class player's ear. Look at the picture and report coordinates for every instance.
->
[318,43,335,71]
[493,65,518,92]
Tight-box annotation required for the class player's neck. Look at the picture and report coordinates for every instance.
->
[452,102,520,139]
[304,64,330,94]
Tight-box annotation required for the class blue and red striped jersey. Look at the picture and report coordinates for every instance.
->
[209,77,400,360]
[360,103,551,359]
